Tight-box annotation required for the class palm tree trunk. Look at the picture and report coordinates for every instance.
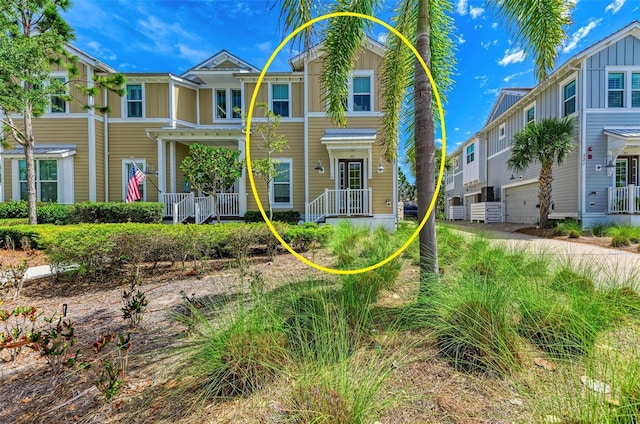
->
[414,0,438,288]
[539,163,553,229]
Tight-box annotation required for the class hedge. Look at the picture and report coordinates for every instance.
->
[0,201,163,224]
[244,210,301,224]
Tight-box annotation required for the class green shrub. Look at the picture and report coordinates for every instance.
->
[0,201,28,219]
[611,235,631,247]
[589,222,609,237]
[71,202,163,224]
[283,222,332,252]
[37,203,73,225]
[244,210,300,224]
[554,218,583,237]
[551,267,595,295]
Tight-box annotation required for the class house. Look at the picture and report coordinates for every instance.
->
[445,20,640,228]
[0,39,398,229]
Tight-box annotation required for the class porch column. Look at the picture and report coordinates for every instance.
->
[237,138,247,216]
[157,138,166,196]
[629,184,636,214]
[169,141,176,193]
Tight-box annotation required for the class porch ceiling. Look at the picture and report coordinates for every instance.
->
[146,126,244,143]
[604,128,640,157]
[320,129,377,179]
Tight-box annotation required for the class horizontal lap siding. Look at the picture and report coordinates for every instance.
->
[243,83,268,111]
[245,122,305,213]
[107,90,122,118]
[108,122,168,202]
[199,89,213,125]
[70,64,88,114]
[175,142,190,193]
[30,119,90,202]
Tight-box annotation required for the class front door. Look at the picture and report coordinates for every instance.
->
[616,157,639,188]
[338,159,364,214]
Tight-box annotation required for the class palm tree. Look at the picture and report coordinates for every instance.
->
[273,0,573,282]
[508,117,575,229]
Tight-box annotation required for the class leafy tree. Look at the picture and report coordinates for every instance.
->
[249,104,289,221]
[0,0,124,224]
[274,0,573,285]
[180,144,243,223]
[508,117,575,229]
[398,167,416,203]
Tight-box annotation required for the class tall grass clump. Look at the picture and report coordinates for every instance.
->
[433,277,521,375]
[329,221,370,268]
[554,218,583,238]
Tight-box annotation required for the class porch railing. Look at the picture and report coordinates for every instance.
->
[194,196,214,225]
[173,195,194,224]
[162,193,193,217]
[305,188,372,223]
[608,185,640,214]
[216,193,240,217]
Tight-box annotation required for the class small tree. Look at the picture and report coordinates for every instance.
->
[0,0,124,224]
[508,116,575,229]
[250,104,289,221]
[180,144,243,223]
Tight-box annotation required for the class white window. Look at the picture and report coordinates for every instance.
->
[215,88,242,119]
[499,123,506,139]
[352,76,371,111]
[18,159,58,202]
[524,102,535,124]
[465,144,475,164]
[271,158,292,207]
[50,76,68,113]
[606,69,640,109]
[122,159,146,201]
[126,84,143,117]
[453,156,459,169]
[562,79,576,116]
[271,84,290,117]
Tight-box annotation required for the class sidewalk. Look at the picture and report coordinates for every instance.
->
[445,221,640,290]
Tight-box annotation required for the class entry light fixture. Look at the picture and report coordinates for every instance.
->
[315,160,325,174]
[605,155,616,177]
[377,160,385,173]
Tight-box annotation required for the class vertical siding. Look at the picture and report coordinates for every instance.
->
[175,85,197,123]
[586,35,640,109]
[107,122,168,202]
[145,83,169,118]
[199,89,213,125]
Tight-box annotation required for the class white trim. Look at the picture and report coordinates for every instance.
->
[213,87,243,121]
[558,72,578,117]
[307,111,384,118]
[453,170,463,177]
[48,72,69,114]
[169,80,176,128]
[122,159,147,201]
[156,139,166,194]
[523,100,536,125]
[580,58,587,222]
[501,177,539,190]
[348,70,374,112]
[237,138,247,215]
[103,87,110,201]
[108,118,170,124]
[487,145,513,160]
[269,82,292,118]
[169,141,176,193]
[270,158,293,208]
[87,66,96,202]
[604,66,640,109]
[303,56,309,210]
[12,157,73,203]
[196,87,201,126]
[498,123,506,140]
[122,83,145,118]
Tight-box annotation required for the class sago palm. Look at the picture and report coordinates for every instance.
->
[508,116,575,229]
[273,0,573,282]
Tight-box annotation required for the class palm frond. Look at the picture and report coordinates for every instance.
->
[270,0,322,51]
[488,0,573,81]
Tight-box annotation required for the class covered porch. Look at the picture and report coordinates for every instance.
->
[604,128,640,217]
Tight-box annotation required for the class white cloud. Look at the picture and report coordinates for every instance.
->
[456,0,468,15]
[86,41,117,61]
[491,22,498,29]
[481,39,498,49]
[498,48,526,66]
[470,7,484,19]
[138,16,198,42]
[605,0,625,13]
[455,127,460,131]
[484,88,500,95]
[176,43,209,63]
[474,75,488,87]
[377,32,388,44]
[474,24,483,30]
[465,131,471,135]
[256,41,272,53]
[563,19,602,53]
[503,69,532,83]
[457,34,466,45]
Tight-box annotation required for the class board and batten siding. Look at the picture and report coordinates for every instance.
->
[107,122,168,202]
[175,85,197,124]
[145,83,170,119]
[585,35,640,109]
[244,122,305,213]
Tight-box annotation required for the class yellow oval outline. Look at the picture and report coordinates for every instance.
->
[245,11,446,275]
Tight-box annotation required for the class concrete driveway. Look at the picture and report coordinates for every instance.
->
[442,221,640,290]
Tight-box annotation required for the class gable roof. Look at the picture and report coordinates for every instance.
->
[289,36,386,71]
[65,45,117,73]
[181,49,260,81]
[484,88,532,126]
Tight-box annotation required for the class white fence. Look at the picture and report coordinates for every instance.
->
[608,185,640,214]
[165,192,240,224]
[305,188,372,223]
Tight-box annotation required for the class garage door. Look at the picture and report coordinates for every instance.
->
[505,183,539,224]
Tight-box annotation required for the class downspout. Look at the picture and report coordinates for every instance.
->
[580,60,586,223]
[103,88,109,202]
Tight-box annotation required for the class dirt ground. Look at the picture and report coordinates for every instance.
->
[0,226,636,423]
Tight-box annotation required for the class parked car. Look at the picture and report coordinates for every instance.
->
[403,202,418,219]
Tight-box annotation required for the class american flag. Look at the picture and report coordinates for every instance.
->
[126,163,146,203]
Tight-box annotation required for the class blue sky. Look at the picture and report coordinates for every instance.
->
[64,0,637,156]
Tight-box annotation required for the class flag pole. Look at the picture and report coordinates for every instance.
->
[131,158,161,193]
